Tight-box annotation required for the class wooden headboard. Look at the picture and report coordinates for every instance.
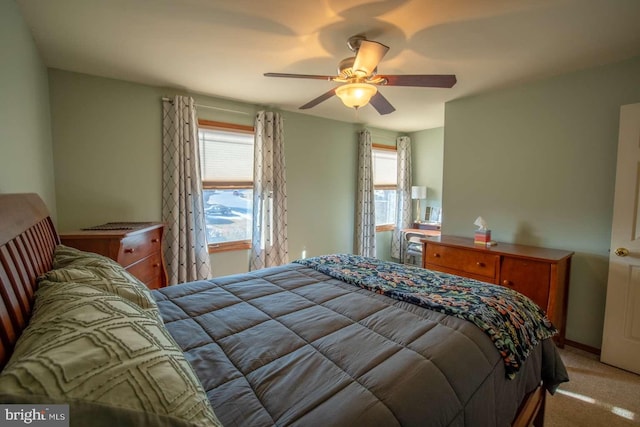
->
[0,193,59,369]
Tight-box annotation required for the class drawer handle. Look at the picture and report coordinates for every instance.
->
[476,262,485,267]
[153,263,161,268]
[151,238,159,243]
[433,253,440,258]
[124,248,135,253]
[502,280,512,286]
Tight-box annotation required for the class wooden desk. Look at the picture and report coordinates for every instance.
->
[413,222,441,231]
[403,228,441,238]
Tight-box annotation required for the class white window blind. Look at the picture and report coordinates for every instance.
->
[373,148,397,187]
[199,128,254,182]
[371,147,398,226]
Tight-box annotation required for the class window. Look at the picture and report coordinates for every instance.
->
[198,119,254,252]
[372,144,397,231]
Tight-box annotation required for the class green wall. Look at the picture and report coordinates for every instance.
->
[48,69,398,276]
[443,56,640,348]
[49,69,165,230]
[410,127,444,220]
[0,0,56,217]
[280,112,360,261]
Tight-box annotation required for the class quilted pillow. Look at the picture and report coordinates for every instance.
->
[40,245,159,319]
[0,281,220,427]
[52,243,116,269]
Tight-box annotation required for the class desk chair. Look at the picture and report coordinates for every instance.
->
[404,232,424,265]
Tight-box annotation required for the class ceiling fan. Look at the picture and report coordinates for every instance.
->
[264,35,457,115]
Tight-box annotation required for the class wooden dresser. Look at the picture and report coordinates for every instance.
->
[60,222,167,289]
[422,235,573,346]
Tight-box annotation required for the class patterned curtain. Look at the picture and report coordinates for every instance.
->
[250,111,289,270]
[391,136,412,260]
[356,130,376,257]
[162,96,212,284]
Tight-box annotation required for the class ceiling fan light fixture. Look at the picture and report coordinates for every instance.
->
[335,83,377,109]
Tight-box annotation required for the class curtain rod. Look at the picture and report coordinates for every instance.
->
[162,97,251,116]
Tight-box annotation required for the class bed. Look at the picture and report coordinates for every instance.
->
[0,193,567,426]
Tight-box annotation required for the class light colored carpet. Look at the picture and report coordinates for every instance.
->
[545,345,640,426]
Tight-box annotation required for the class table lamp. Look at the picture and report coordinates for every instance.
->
[411,186,427,222]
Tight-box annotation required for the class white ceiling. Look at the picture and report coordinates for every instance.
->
[16,0,640,132]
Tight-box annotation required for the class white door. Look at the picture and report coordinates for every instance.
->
[601,103,640,374]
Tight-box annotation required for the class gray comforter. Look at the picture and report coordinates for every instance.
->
[153,263,567,426]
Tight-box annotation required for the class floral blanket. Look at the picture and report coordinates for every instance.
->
[294,254,557,378]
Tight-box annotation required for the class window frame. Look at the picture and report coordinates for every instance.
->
[198,119,255,253]
[372,143,398,232]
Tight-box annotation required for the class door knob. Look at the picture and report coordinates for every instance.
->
[614,247,629,257]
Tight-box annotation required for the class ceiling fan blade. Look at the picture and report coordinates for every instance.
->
[369,92,396,115]
[264,72,335,81]
[299,87,338,109]
[352,40,389,77]
[380,74,457,88]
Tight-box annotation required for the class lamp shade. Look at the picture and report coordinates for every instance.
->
[335,83,377,109]
[411,186,427,200]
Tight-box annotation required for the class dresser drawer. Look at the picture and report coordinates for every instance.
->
[126,252,164,285]
[425,244,499,280]
[60,223,167,289]
[118,228,163,267]
[500,258,550,310]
